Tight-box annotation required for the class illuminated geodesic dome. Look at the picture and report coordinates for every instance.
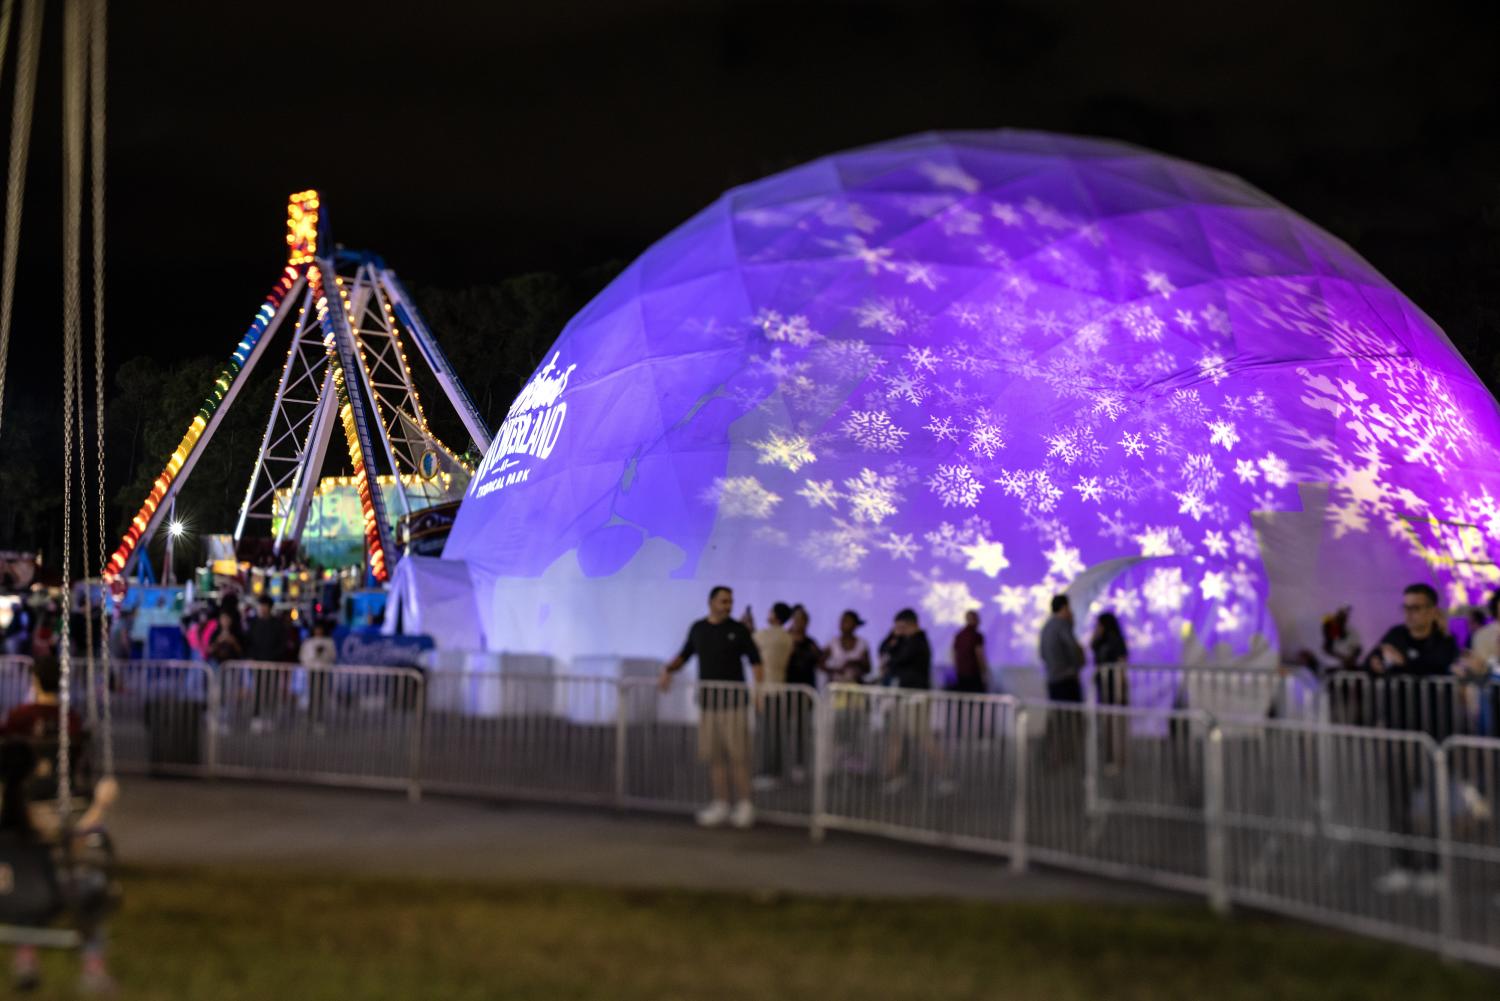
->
[436,129,1500,667]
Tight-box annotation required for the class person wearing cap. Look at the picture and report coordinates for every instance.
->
[752,602,796,789]
[1319,605,1362,672]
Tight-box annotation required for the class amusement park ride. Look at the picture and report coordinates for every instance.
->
[103,192,491,584]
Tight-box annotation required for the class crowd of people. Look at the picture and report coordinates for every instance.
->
[1295,583,1500,686]
[658,576,1500,883]
[657,586,1134,829]
[174,595,341,733]
[4,596,88,662]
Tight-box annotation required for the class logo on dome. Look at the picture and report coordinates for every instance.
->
[470,353,577,499]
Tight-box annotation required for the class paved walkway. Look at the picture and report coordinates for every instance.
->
[110,778,1174,905]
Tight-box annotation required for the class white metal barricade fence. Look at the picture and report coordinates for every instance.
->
[1440,736,1500,965]
[1324,672,1500,740]
[108,659,216,778]
[618,680,818,825]
[6,656,1498,968]
[1017,700,1218,899]
[817,685,1018,855]
[997,664,1323,725]
[0,654,33,713]
[419,672,619,804]
[214,661,424,797]
[1216,720,1453,953]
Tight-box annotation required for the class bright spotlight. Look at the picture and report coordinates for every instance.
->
[168,520,186,538]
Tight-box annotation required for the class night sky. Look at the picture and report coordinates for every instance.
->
[5,0,1499,423]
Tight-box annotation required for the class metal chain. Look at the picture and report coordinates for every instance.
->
[58,0,87,816]
[90,0,112,775]
[0,0,42,443]
[75,305,97,727]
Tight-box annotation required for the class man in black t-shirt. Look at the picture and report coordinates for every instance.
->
[1366,584,1460,681]
[660,585,764,828]
[877,609,948,792]
[1364,582,1460,895]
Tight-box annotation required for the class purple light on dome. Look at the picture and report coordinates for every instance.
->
[442,130,1500,667]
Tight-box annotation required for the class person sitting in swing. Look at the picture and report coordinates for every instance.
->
[0,655,120,991]
[2,656,84,746]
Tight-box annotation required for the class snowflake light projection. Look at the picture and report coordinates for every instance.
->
[444,130,1500,666]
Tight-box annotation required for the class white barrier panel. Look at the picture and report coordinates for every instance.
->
[0,655,33,714]
[108,660,215,778]
[1325,673,1500,740]
[500,652,557,676]
[1441,736,1500,966]
[992,666,1049,701]
[817,686,1018,856]
[214,661,423,796]
[618,680,817,825]
[1017,700,1215,897]
[420,673,618,804]
[563,656,661,724]
[1216,720,1454,955]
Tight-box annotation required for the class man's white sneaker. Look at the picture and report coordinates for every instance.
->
[1375,868,1413,894]
[730,800,756,829]
[1460,781,1492,823]
[695,800,731,828]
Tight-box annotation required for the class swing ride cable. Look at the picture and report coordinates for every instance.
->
[90,0,111,776]
[0,0,41,443]
[58,0,86,815]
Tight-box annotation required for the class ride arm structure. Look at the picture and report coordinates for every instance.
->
[107,189,479,584]
[317,261,398,582]
[103,267,304,579]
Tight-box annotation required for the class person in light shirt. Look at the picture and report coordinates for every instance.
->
[750,602,795,789]
[300,619,338,729]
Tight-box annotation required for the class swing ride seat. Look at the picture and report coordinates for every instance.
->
[0,828,118,949]
[0,726,119,950]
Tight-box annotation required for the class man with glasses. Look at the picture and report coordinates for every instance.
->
[1365,583,1460,895]
[1367,584,1457,679]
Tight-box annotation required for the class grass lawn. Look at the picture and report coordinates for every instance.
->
[17,866,1498,1000]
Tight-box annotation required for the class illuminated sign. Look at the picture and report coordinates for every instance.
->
[468,352,575,498]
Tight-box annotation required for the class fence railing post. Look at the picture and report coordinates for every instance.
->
[1083,673,1101,819]
[1435,742,1458,962]
[1009,704,1028,873]
[407,671,425,803]
[1204,721,1229,915]
[810,689,828,842]
[205,664,220,779]
[613,679,628,810]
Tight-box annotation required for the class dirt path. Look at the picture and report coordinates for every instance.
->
[110,777,1177,905]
